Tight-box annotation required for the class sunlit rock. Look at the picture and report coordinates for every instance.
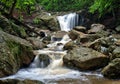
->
[63,47,109,70]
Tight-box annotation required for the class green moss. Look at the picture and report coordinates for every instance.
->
[6,40,32,58]
[6,40,22,58]
[33,18,42,24]
[11,22,27,38]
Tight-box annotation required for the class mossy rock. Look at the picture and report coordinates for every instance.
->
[0,15,27,38]
[0,30,34,77]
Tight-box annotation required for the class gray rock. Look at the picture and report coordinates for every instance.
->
[63,47,109,70]
[88,24,105,34]
[27,37,46,49]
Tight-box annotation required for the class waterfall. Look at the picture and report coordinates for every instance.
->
[57,13,80,32]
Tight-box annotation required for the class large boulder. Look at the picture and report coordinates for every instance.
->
[88,24,105,34]
[0,30,34,77]
[63,47,109,70]
[38,15,59,31]
[102,58,120,79]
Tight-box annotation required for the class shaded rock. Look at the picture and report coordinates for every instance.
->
[42,35,51,44]
[0,15,11,31]
[88,24,105,34]
[27,37,46,49]
[0,79,44,84]
[74,26,86,33]
[102,58,120,79]
[63,47,109,70]
[0,30,34,77]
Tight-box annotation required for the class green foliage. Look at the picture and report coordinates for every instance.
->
[39,0,93,11]
[16,0,36,13]
[0,0,37,14]
[89,0,120,17]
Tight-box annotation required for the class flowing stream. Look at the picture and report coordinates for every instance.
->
[0,13,120,84]
[57,13,80,32]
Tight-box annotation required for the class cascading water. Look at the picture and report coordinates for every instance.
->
[1,13,118,84]
[57,13,80,32]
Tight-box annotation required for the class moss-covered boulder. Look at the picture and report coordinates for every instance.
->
[37,15,59,31]
[63,47,109,70]
[102,58,120,79]
[0,30,34,77]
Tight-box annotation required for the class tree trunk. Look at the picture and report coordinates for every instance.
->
[9,0,17,16]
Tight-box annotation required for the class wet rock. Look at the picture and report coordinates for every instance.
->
[102,58,120,79]
[27,37,46,49]
[63,47,109,70]
[38,54,51,68]
[0,30,34,77]
[51,31,67,41]
[88,24,105,34]
[0,79,44,84]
